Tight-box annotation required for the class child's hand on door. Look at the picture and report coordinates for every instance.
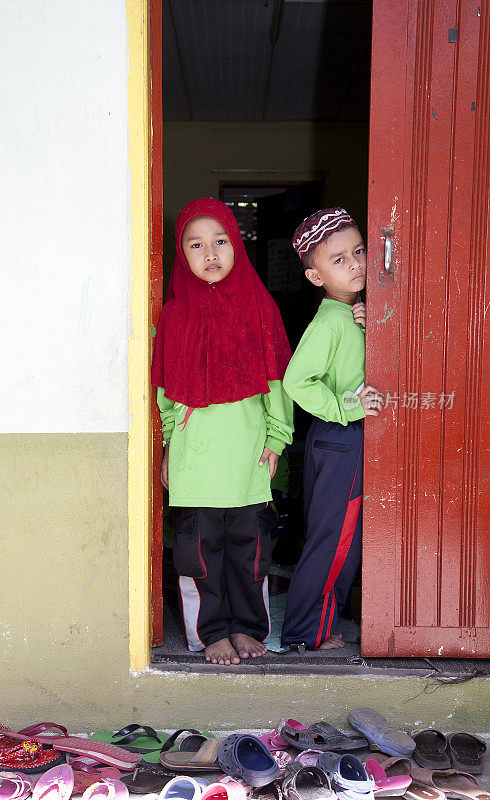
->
[259,447,279,478]
[160,445,169,490]
[359,385,384,416]
[352,301,366,328]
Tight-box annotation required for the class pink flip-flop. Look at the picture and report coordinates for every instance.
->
[295,751,323,767]
[0,772,33,789]
[69,759,120,778]
[16,726,69,746]
[274,751,294,775]
[260,721,305,752]
[80,781,128,800]
[50,740,139,770]
[0,772,33,800]
[202,783,247,800]
[217,776,252,798]
[365,759,412,796]
[31,764,75,800]
[72,768,122,796]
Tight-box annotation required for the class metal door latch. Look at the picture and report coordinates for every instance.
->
[379,226,395,281]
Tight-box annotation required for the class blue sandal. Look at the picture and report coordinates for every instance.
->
[348,709,415,758]
[218,734,280,788]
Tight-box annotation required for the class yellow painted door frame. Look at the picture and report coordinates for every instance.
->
[127,0,151,671]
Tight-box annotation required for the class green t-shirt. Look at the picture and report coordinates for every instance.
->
[283,298,366,425]
[157,380,293,508]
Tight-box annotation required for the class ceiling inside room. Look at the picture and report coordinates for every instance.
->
[163,0,373,122]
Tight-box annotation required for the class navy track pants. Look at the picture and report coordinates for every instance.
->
[281,418,364,650]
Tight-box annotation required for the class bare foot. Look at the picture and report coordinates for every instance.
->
[205,638,240,665]
[318,635,346,650]
[230,633,267,659]
[331,632,343,640]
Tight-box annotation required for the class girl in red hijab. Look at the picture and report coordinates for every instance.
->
[152,198,293,666]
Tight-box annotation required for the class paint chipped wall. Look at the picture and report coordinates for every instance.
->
[1,431,487,730]
[1,433,487,731]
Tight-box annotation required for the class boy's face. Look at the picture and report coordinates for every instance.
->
[304,226,366,303]
[181,215,235,283]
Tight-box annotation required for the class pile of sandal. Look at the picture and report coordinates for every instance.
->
[0,712,486,800]
[0,723,139,800]
[269,712,488,800]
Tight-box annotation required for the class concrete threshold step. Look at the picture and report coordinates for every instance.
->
[151,647,489,679]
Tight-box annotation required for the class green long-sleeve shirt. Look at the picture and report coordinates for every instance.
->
[157,380,293,508]
[283,298,366,425]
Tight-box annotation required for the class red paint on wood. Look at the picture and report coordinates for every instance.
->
[363,0,489,657]
[150,0,164,646]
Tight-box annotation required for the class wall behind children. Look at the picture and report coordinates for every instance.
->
[163,121,368,279]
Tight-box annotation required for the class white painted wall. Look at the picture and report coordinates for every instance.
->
[0,0,129,432]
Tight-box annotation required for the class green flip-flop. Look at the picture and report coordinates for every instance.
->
[91,727,214,765]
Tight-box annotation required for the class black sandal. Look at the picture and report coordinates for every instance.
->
[111,725,201,754]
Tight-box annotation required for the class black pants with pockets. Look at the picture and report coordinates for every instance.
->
[171,503,276,650]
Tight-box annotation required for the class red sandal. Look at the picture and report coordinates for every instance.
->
[0,726,22,753]
[0,740,65,774]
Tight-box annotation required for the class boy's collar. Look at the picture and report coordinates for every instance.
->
[323,292,360,307]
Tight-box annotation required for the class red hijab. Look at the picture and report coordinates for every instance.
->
[151,198,292,408]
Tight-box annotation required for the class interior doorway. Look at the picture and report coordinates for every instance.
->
[221,182,322,348]
[150,0,490,664]
[151,0,373,657]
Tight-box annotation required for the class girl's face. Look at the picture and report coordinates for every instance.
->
[181,215,235,283]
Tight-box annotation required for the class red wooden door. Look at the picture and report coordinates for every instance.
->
[362,0,489,656]
[150,0,164,646]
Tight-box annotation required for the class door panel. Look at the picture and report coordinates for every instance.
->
[363,0,489,656]
[150,0,164,646]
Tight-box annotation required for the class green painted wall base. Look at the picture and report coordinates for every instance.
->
[1,671,489,734]
[0,435,488,733]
